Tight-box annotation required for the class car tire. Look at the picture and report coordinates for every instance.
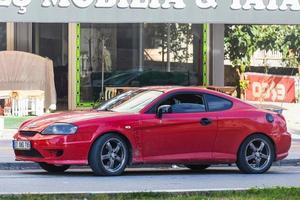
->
[237,134,275,174]
[185,165,210,171]
[39,163,70,173]
[89,133,129,176]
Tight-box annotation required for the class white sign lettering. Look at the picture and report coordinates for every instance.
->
[196,0,217,9]
[72,0,94,8]
[95,0,185,9]
[95,0,116,8]
[242,0,266,10]
[266,0,278,10]
[161,0,186,9]
[280,0,300,10]
[231,0,300,11]
[252,81,286,101]
[149,0,160,8]
[0,0,31,13]
[231,0,242,9]
[0,0,11,7]
[12,0,30,14]
[42,0,70,7]
[117,0,129,8]
[130,0,149,9]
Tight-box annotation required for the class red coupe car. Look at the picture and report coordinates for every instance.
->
[13,87,291,176]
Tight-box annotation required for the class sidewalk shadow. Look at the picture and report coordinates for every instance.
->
[19,167,284,177]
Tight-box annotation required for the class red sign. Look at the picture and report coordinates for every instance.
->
[245,73,296,103]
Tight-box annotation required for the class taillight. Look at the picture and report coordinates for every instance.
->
[276,113,287,132]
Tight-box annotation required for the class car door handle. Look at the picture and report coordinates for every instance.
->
[200,118,212,126]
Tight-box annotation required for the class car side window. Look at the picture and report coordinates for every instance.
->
[159,93,206,113]
[205,94,233,112]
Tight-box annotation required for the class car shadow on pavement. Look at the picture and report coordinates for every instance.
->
[19,167,284,177]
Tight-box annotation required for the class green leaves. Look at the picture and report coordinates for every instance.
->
[225,24,300,97]
[225,25,300,70]
[225,25,255,73]
[151,23,193,64]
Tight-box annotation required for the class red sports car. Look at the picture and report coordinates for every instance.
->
[13,87,291,176]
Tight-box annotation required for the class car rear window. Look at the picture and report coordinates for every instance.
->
[205,94,233,112]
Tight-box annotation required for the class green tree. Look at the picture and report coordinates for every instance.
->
[154,24,193,66]
[224,24,300,98]
[280,25,300,68]
[224,25,257,98]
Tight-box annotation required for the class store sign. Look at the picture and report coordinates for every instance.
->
[3,0,300,14]
[245,73,296,103]
[1,0,300,23]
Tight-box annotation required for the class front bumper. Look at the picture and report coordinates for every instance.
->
[13,131,90,165]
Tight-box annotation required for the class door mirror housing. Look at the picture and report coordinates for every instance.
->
[157,105,172,118]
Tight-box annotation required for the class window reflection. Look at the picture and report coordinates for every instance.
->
[0,23,6,114]
[0,23,6,51]
[98,90,163,113]
[79,23,201,103]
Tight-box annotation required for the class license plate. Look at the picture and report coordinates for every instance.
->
[13,140,31,150]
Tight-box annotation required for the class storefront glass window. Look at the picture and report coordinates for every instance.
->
[79,24,140,103]
[78,23,201,105]
[32,23,69,110]
[143,24,200,86]
[0,23,6,51]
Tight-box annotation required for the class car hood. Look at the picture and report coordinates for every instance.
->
[19,111,129,132]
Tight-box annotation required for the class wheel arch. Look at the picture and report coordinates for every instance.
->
[237,132,276,160]
[88,131,134,165]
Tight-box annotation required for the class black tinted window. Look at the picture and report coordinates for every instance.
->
[205,94,232,111]
[172,103,205,113]
[160,93,206,113]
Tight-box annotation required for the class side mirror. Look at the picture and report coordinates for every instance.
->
[157,105,172,118]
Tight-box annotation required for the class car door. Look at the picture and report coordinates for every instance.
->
[139,92,218,163]
[203,93,241,162]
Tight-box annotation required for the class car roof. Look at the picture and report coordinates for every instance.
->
[141,86,183,92]
[140,86,246,103]
[139,86,256,112]
[141,86,223,95]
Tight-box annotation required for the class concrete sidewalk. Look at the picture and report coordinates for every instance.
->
[0,129,16,140]
[252,101,300,140]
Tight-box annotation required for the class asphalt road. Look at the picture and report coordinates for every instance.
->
[0,140,14,163]
[0,167,300,194]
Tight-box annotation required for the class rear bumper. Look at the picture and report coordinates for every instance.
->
[275,131,292,161]
[14,133,90,165]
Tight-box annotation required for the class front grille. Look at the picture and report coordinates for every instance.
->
[19,131,39,137]
[15,149,43,158]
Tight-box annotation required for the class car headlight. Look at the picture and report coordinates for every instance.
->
[41,123,78,135]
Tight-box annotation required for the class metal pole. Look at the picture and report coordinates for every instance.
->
[101,38,105,100]
[167,23,171,72]
[139,23,143,72]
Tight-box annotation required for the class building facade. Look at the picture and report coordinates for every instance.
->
[1,0,299,110]
[0,22,223,110]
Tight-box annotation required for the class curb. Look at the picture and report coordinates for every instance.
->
[273,159,300,166]
[1,159,299,170]
[0,162,39,170]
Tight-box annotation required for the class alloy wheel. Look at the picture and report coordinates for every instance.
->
[100,138,126,173]
[245,138,271,171]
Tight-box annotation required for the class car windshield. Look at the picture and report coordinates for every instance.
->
[97,90,163,113]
